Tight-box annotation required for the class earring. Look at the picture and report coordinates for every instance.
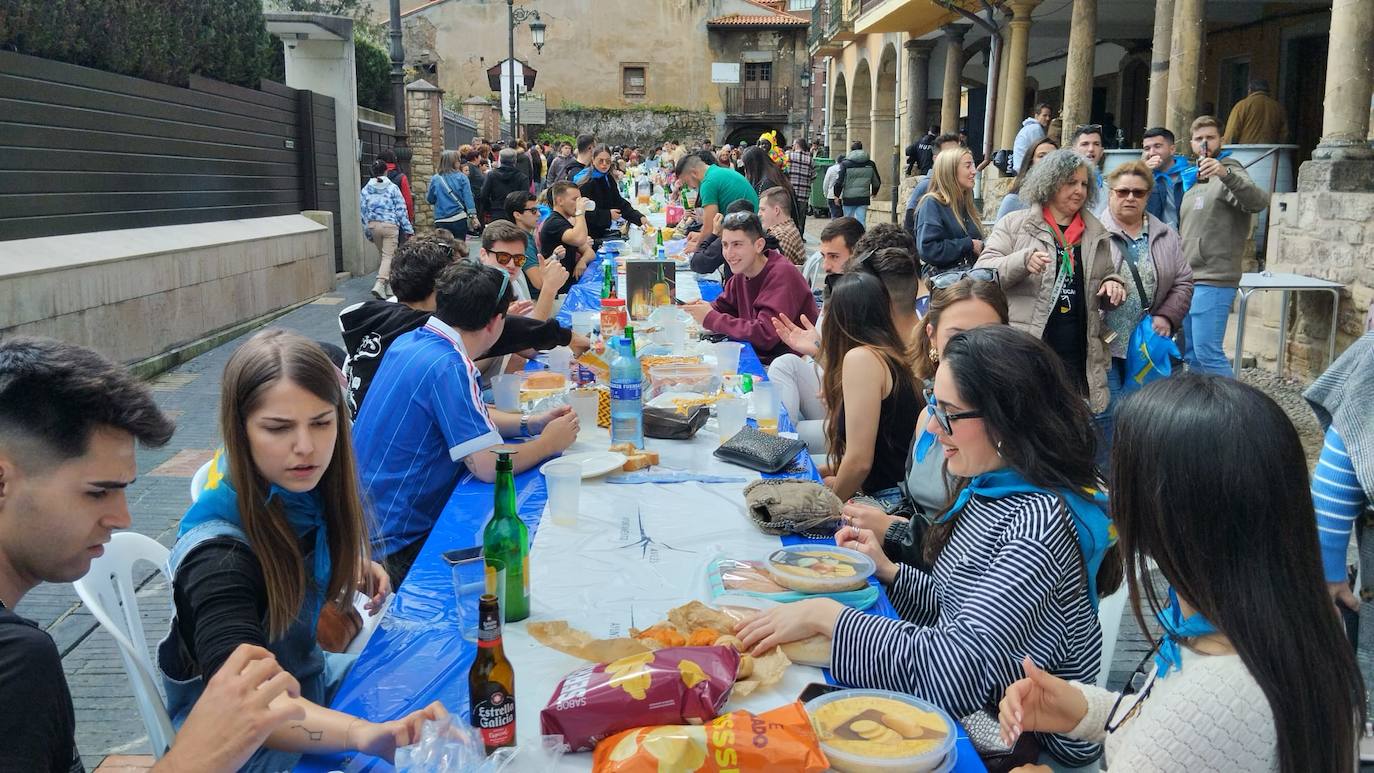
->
[928,347,939,364]
[996,440,1004,457]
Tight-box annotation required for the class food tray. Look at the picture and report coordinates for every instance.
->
[766,545,876,594]
[804,689,956,773]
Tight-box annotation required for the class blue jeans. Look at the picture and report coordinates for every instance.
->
[842,204,868,224]
[1183,284,1237,376]
[1095,358,1127,474]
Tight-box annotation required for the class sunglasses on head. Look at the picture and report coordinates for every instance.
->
[722,211,754,228]
[1076,124,1103,135]
[486,249,522,266]
[923,388,982,435]
[929,267,997,290]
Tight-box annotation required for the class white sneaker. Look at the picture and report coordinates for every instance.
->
[371,279,389,299]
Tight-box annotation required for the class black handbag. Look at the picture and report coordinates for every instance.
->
[712,425,806,474]
[643,405,709,440]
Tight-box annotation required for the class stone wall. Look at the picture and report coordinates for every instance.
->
[543,107,718,149]
[0,215,334,366]
[407,80,443,231]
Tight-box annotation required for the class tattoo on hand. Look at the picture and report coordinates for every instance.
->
[293,725,324,742]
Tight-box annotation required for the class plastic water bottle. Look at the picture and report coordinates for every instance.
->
[609,336,645,449]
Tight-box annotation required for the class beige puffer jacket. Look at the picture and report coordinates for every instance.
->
[975,207,1124,413]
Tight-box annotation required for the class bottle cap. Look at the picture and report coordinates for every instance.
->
[491,447,515,470]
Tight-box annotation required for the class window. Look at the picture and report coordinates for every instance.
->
[622,65,646,98]
[1218,57,1250,123]
[744,62,773,85]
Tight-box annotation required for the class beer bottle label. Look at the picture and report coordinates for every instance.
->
[472,684,516,748]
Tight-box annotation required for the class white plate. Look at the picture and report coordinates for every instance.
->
[542,451,626,479]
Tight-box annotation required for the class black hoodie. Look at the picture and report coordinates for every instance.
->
[339,300,572,415]
[479,165,530,220]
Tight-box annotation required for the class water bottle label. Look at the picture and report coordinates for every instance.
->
[610,382,642,401]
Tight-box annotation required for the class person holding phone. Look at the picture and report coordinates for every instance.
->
[1177,116,1268,376]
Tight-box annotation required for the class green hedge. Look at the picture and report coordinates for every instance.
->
[354,33,389,111]
[0,0,272,87]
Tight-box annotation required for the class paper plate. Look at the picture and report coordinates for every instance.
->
[542,451,626,479]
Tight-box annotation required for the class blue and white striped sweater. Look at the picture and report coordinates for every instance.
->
[831,490,1103,767]
[1315,427,1365,583]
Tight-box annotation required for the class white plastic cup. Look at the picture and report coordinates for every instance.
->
[713,341,743,376]
[572,310,598,336]
[568,388,599,429]
[492,374,521,412]
[715,395,747,441]
[547,346,573,376]
[751,381,779,432]
[544,460,583,527]
[662,314,687,352]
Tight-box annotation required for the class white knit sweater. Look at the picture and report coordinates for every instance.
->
[1069,647,1277,771]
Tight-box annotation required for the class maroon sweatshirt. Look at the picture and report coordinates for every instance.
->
[704,249,819,365]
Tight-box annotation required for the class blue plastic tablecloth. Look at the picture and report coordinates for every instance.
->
[297,342,984,773]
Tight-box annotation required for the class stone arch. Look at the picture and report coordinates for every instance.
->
[830,68,848,159]
[849,58,873,158]
[873,43,899,203]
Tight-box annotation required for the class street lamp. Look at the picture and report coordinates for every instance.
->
[800,63,812,146]
[508,1,545,139]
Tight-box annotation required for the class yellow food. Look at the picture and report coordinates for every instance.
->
[525,371,566,390]
[687,627,722,647]
[606,652,656,701]
[736,654,754,680]
[641,725,708,770]
[678,658,708,689]
[810,695,949,762]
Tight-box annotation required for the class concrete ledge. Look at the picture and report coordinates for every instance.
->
[0,214,335,365]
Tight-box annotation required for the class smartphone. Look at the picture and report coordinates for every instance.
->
[441,546,483,565]
[797,682,844,703]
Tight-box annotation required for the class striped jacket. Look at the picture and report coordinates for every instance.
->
[832,490,1103,766]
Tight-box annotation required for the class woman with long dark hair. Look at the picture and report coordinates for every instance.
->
[739,326,1122,770]
[742,145,793,201]
[574,145,645,239]
[157,331,443,770]
[816,272,921,506]
[999,374,1365,772]
[997,136,1058,221]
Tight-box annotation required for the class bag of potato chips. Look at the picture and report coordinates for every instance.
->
[541,646,739,752]
[592,702,829,772]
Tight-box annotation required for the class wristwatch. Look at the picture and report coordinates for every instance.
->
[520,412,532,437]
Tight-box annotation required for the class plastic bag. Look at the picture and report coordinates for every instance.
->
[644,405,709,440]
[393,716,567,772]
[592,702,830,772]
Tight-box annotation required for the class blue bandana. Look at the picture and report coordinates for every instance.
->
[572,166,605,185]
[1179,149,1231,192]
[1154,586,1218,678]
[181,449,332,602]
[932,465,1117,609]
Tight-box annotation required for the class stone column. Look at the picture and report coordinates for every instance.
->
[1166,0,1204,144]
[999,0,1040,149]
[1059,0,1097,146]
[406,80,442,231]
[940,25,968,134]
[905,39,937,151]
[1145,0,1174,129]
[1313,0,1374,160]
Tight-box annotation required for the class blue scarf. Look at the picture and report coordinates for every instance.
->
[1154,586,1218,679]
[181,449,333,604]
[572,166,605,185]
[931,466,1117,609]
[1178,149,1231,192]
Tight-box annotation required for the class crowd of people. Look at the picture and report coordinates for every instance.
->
[3,110,1372,773]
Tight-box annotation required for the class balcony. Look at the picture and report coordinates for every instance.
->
[724,85,793,117]
[808,0,855,55]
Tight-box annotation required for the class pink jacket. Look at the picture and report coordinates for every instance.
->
[1097,210,1195,331]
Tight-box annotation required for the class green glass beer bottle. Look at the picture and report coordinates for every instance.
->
[483,449,529,622]
[602,260,615,300]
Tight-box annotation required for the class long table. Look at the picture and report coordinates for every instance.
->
[298,276,984,772]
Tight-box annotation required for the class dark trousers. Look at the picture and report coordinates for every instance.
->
[827,201,842,219]
[792,194,808,234]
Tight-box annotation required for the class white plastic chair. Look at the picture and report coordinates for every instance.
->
[189,459,211,503]
[73,532,176,759]
[1096,585,1130,687]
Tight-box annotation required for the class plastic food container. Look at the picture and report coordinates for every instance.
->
[804,689,957,773]
[766,545,875,594]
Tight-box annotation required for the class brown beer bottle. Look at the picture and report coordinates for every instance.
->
[468,593,516,754]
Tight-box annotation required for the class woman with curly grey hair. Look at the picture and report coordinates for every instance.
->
[975,148,1128,418]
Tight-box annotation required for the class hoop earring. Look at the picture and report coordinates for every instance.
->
[996,440,1004,457]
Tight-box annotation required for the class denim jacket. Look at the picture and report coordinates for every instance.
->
[426,170,476,220]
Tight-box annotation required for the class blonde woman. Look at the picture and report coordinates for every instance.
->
[157,330,443,771]
[915,147,984,273]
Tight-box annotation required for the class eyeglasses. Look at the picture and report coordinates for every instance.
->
[1103,636,1163,733]
[486,250,523,266]
[522,206,540,213]
[923,388,982,435]
[1111,188,1149,199]
[929,267,997,290]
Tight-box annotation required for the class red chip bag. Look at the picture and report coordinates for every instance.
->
[592,702,830,772]
[541,646,738,752]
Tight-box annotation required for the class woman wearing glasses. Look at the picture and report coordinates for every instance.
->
[1098,161,1193,409]
[739,326,1121,771]
[975,149,1127,418]
[815,271,921,507]
[915,147,985,273]
[998,374,1364,773]
[575,145,645,240]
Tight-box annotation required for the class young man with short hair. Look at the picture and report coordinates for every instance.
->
[479,219,566,321]
[1179,115,1269,376]
[555,133,596,184]
[538,181,595,292]
[1072,123,1110,217]
[833,141,881,224]
[353,262,580,585]
[0,337,306,772]
[818,216,864,279]
[1012,103,1054,173]
[759,186,806,266]
[674,153,758,241]
[505,189,558,294]
[681,212,818,365]
[905,125,939,176]
[1141,126,1188,229]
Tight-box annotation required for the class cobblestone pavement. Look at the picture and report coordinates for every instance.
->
[25,230,1306,768]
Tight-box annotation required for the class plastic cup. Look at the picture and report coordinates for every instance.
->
[713,341,743,376]
[572,311,598,336]
[547,345,573,376]
[453,554,506,642]
[568,388,599,429]
[715,395,747,441]
[544,460,583,527]
[751,381,779,434]
[492,374,521,412]
[661,314,687,352]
